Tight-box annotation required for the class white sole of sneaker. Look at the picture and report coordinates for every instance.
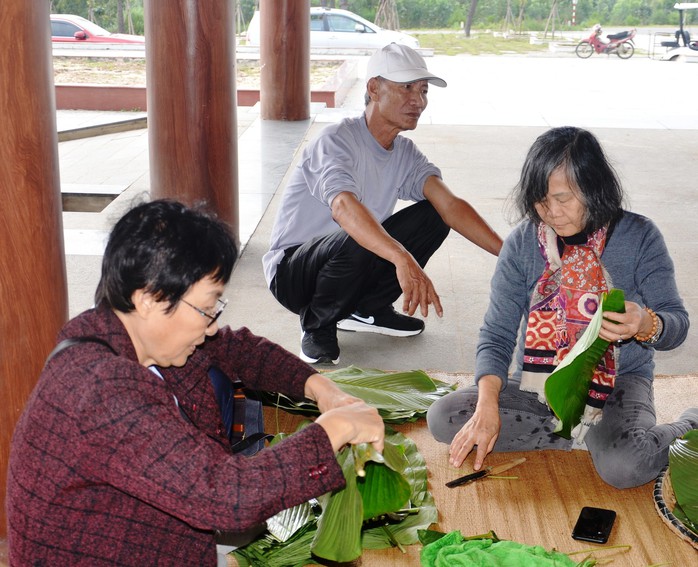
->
[299,330,340,365]
[336,318,423,337]
[298,350,340,365]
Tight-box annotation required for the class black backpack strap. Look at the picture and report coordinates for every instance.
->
[208,366,271,455]
[46,337,208,437]
[230,432,274,455]
[46,336,117,364]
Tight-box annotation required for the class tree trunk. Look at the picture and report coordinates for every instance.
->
[517,0,527,34]
[117,0,125,33]
[376,0,400,31]
[465,0,479,38]
[126,0,135,34]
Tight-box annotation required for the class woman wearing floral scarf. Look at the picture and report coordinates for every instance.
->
[427,126,696,488]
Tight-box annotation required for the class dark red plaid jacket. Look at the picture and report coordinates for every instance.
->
[7,306,344,566]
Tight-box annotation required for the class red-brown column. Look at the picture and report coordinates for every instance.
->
[0,0,69,536]
[144,0,240,244]
[260,0,311,120]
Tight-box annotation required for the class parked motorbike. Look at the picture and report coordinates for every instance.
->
[575,25,636,59]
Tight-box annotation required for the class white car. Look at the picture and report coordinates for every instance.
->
[246,7,419,49]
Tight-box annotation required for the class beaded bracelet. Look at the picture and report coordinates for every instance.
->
[634,307,659,342]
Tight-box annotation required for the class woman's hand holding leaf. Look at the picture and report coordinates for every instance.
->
[599,300,646,342]
[316,401,385,453]
[306,373,384,453]
[304,372,363,413]
[449,375,502,469]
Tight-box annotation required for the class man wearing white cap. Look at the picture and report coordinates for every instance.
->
[263,43,502,365]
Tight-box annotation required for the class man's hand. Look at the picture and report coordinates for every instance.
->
[394,252,443,317]
[331,192,444,319]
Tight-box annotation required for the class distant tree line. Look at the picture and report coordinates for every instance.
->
[49,0,690,35]
[351,0,689,29]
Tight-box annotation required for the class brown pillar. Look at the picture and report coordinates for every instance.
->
[260,0,311,120]
[0,0,69,536]
[144,0,240,244]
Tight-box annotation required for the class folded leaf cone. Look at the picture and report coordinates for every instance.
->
[233,428,436,565]
[311,447,364,562]
[357,462,411,520]
[544,289,625,439]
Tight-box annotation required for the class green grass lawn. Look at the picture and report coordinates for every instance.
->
[413,31,555,56]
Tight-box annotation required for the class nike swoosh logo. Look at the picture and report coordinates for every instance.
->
[352,314,374,325]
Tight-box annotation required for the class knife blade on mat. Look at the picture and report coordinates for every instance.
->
[446,457,527,488]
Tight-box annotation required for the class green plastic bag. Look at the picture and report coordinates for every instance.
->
[421,531,578,566]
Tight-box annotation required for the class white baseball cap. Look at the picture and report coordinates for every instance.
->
[366,43,447,88]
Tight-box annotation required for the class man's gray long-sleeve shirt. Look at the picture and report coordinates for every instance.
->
[263,115,441,285]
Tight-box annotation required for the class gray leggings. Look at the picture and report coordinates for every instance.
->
[426,374,695,488]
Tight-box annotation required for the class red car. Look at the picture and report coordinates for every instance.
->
[51,14,145,44]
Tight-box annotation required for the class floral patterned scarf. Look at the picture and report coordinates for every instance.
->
[521,223,617,438]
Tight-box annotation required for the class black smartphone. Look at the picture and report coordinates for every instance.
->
[572,506,616,544]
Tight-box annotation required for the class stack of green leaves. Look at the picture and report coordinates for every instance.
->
[260,366,455,424]
[668,430,698,536]
[545,289,625,439]
[232,428,437,565]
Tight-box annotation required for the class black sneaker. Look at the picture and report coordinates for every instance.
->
[337,307,424,337]
[300,326,340,365]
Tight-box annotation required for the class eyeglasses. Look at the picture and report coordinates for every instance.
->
[181,297,228,327]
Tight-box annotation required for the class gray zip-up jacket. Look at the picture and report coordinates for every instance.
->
[475,211,689,388]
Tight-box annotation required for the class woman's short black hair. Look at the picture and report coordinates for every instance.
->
[95,199,238,313]
[512,126,624,233]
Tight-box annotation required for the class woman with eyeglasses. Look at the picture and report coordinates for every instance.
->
[7,199,384,566]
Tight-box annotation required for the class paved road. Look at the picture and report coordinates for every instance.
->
[335,53,698,129]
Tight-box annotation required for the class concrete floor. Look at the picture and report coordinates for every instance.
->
[60,54,698,376]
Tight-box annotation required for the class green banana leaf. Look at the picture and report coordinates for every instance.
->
[231,427,435,565]
[362,430,437,549]
[357,463,411,521]
[231,521,320,567]
[311,446,365,561]
[259,366,455,424]
[311,428,421,561]
[544,289,625,439]
[668,430,698,534]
